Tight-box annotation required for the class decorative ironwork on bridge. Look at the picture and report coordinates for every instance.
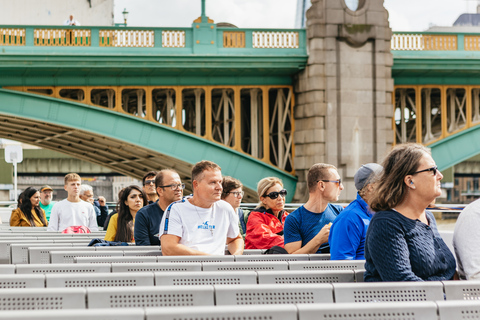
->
[6,85,294,173]
[394,85,480,146]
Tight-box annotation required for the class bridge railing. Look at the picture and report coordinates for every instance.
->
[392,32,480,51]
[0,25,306,55]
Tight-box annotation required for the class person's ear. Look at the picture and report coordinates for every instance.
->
[404,175,414,188]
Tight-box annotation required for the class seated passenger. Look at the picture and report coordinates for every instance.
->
[364,143,456,281]
[105,185,147,243]
[39,185,55,222]
[245,177,289,249]
[222,176,249,238]
[142,171,158,204]
[329,163,382,260]
[47,173,98,232]
[453,198,480,280]
[284,163,344,254]
[10,187,48,227]
[135,169,184,246]
[160,160,243,255]
[79,184,108,227]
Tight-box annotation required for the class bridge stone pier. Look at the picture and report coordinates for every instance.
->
[293,0,394,201]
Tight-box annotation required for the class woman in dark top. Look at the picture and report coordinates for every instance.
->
[364,143,456,281]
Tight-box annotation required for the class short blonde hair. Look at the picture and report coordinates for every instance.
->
[64,173,81,185]
[257,177,283,200]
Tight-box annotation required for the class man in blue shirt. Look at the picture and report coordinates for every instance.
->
[284,163,344,254]
[329,163,382,260]
[134,169,184,245]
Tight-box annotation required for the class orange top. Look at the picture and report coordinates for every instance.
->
[10,208,48,227]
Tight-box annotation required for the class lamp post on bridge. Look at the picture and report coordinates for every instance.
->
[4,145,23,201]
[122,8,129,27]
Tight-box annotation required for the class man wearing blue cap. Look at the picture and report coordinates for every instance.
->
[329,163,383,260]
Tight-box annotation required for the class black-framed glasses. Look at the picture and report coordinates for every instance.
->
[227,191,244,198]
[263,189,287,200]
[412,166,438,176]
[144,179,155,186]
[159,183,185,191]
[319,179,342,186]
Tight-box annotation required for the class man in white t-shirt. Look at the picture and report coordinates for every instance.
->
[160,160,244,255]
[47,173,98,232]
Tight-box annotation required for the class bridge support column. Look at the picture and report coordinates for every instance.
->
[293,0,394,201]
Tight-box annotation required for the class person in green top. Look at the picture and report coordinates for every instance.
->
[39,185,55,221]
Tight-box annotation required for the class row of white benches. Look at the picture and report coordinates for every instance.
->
[2,291,480,320]
[1,300,478,320]
[4,245,332,264]
[0,281,478,307]
[0,269,363,287]
[0,260,365,273]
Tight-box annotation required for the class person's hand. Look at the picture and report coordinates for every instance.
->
[98,196,106,206]
[316,223,332,244]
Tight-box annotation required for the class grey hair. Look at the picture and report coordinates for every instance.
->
[79,184,93,195]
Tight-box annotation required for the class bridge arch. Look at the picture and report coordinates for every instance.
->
[0,89,297,201]
[430,125,480,172]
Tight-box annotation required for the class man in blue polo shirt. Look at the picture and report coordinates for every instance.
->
[284,163,344,254]
[329,163,382,260]
[134,169,184,245]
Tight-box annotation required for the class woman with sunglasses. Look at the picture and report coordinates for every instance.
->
[10,187,48,227]
[364,143,456,281]
[105,185,148,243]
[222,176,249,238]
[245,177,289,249]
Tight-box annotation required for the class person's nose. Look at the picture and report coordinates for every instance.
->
[437,170,443,180]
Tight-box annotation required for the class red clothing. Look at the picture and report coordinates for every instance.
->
[245,207,289,249]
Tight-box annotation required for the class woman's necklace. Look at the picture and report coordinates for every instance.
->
[193,202,215,236]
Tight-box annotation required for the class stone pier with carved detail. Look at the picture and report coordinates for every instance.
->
[293,0,394,201]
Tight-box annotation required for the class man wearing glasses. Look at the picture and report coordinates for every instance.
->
[284,163,344,254]
[142,171,159,204]
[135,169,184,246]
[160,160,244,255]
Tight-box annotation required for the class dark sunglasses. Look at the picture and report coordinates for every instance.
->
[143,179,155,185]
[263,189,287,200]
[412,166,438,176]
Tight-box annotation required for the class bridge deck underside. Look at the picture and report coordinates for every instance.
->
[0,115,207,198]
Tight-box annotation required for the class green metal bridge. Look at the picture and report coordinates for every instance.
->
[392,32,480,171]
[2,19,480,200]
[0,15,307,201]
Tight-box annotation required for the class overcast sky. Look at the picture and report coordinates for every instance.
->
[113,0,479,31]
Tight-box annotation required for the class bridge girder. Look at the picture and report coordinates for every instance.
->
[0,89,297,202]
[431,125,480,172]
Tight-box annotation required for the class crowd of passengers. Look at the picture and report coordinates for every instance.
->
[10,143,480,282]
